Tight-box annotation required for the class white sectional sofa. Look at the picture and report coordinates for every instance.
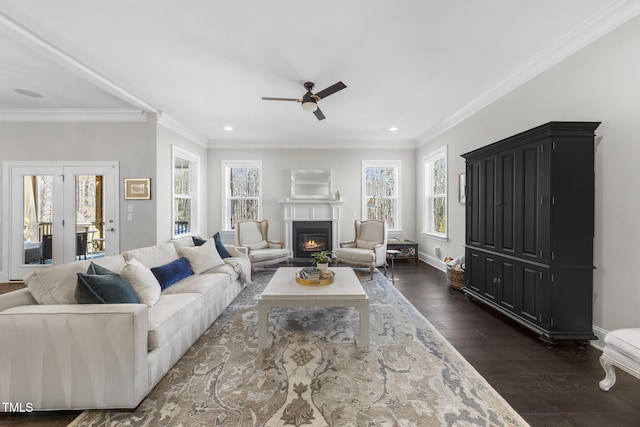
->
[0,236,251,411]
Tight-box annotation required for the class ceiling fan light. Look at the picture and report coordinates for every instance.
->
[301,101,318,112]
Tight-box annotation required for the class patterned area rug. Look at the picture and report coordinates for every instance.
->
[70,269,529,426]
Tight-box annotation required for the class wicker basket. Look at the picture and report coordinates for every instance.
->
[446,264,465,290]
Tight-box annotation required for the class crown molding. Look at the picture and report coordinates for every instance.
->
[158,113,208,147]
[0,11,157,113]
[0,108,147,122]
[207,139,417,150]
[416,0,640,147]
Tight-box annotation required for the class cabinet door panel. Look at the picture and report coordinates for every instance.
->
[465,249,481,293]
[498,151,516,253]
[481,157,496,249]
[520,145,539,258]
[498,259,516,310]
[520,266,538,322]
[537,141,552,261]
[466,162,481,246]
[482,254,497,301]
[519,265,549,328]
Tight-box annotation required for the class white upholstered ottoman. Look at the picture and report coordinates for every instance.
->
[599,328,640,391]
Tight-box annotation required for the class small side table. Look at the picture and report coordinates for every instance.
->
[386,249,401,282]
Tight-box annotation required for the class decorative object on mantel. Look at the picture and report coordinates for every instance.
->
[124,178,151,200]
[335,189,341,200]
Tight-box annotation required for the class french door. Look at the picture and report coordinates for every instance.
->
[6,162,119,280]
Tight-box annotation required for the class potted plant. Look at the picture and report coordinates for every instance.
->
[310,250,333,271]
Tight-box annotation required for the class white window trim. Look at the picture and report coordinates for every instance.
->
[222,159,263,231]
[361,159,402,232]
[422,146,448,239]
[172,146,200,238]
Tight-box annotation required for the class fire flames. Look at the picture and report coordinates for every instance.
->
[303,239,323,251]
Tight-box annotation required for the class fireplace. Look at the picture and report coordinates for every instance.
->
[292,221,332,258]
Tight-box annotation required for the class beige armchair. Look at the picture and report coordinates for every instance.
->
[335,220,388,279]
[235,220,290,270]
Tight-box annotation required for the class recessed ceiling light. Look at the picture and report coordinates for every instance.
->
[389,126,398,132]
[224,126,233,131]
[15,88,43,98]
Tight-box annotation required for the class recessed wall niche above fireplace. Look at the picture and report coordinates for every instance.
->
[292,221,332,258]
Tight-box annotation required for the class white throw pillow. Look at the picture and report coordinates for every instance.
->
[119,258,161,306]
[122,242,179,269]
[178,239,225,274]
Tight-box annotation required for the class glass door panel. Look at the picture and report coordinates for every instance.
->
[75,174,105,260]
[64,165,118,263]
[21,175,54,265]
[9,162,119,280]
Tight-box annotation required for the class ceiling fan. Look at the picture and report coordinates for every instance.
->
[262,81,346,121]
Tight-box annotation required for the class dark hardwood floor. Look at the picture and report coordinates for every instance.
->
[2,261,639,426]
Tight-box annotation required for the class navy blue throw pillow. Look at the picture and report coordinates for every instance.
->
[151,257,193,290]
[76,272,139,304]
[213,232,231,259]
[192,236,207,246]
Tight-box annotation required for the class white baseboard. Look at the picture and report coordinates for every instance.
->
[419,251,446,272]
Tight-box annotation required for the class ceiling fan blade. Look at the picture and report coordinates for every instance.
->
[314,81,346,99]
[314,107,326,121]
[261,97,300,102]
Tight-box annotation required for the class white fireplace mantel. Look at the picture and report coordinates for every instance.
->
[280,199,343,255]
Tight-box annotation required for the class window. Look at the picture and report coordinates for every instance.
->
[423,147,447,238]
[223,160,262,230]
[173,147,199,237]
[362,160,400,231]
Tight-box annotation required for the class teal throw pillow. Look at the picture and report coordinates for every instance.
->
[192,236,208,246]
[86,261,114,275]
[76,272,139,304]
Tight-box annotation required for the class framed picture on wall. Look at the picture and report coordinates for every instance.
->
[124,178,151,200]
[458,173,466,204]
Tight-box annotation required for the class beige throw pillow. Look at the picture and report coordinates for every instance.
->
[178,239,225,274]
[119,258,161,306]
[357,239,380,249]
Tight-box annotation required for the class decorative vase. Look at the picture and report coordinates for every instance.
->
[317,262,329,271]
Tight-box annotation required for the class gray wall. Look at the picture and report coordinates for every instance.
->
[206,148,416,245]
[416,14,640,339]
[0,117,158,278]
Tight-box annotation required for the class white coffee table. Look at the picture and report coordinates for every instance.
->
[258,267,370,348]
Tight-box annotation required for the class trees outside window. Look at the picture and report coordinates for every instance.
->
[363,160,400,231]
[223,160,262,230]
[423,147,447,237]
[173,147,199,236]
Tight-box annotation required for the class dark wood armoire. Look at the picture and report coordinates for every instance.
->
[462,121,600,345]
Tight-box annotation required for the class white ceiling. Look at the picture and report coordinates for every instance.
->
[1,1,639,148]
